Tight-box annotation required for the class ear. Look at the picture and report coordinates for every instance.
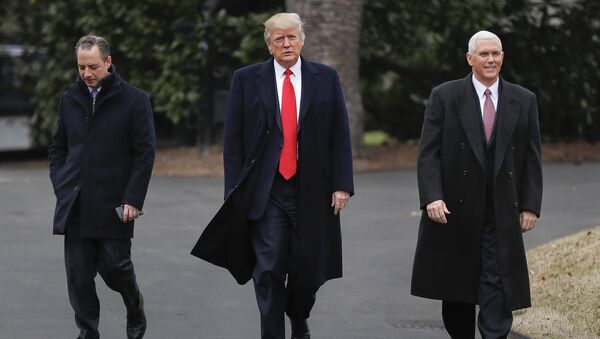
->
[466,53,473,66]
[266,41,273,55]
[105,55,112,68]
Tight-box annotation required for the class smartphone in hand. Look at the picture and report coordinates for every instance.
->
[115,206,144,221]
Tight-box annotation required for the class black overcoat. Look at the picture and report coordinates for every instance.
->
[48,66,156,239]
[411,74,542,311]
[192,57,354,288]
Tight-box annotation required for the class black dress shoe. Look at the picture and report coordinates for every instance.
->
[126,294,147,339]
[290,318,310,339]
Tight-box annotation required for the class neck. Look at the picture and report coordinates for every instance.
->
[473,74,498,88]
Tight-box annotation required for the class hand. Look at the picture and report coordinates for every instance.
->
[331,191,350,215]
[426,200,451,224]
[520,210,537,232]
[122,204,140,223]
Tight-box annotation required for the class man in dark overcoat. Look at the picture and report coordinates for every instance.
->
[214,12,354,339]
[411,31,542,338]
[49,35,155,339]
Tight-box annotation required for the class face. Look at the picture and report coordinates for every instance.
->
[267,27,304,68]
[77,45,111,88]
[466,38,504,87]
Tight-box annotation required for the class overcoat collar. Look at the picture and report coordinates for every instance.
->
[254,57,320,132]
[493,78,520,178]
[68,65,122,113]
[456,74,486,172]
[298,56,319,132]
[255,59,278,130]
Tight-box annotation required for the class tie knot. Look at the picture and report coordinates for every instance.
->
[484,89,491,97]
[284,69,293,77]
[91,89,98,99]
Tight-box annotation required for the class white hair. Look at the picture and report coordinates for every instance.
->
[263,12,305,43]
[468,31,502,53]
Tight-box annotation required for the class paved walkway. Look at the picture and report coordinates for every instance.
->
[1,162,598,338]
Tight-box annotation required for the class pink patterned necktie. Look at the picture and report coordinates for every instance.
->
[483,89,496,143]
[279,69,297,180]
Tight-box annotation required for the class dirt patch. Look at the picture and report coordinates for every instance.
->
[151,141,600,176]
[2,142,599,176]
[512,226,600,338]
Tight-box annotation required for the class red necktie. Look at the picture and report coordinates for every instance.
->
[483,89,496,143]
[279,69,297,180]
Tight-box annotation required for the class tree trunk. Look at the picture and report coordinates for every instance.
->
[285,0,365,153]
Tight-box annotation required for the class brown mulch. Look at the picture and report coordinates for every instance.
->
[2,142,599,176]
[151,141,600,177]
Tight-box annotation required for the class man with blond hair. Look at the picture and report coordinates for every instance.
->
[195,12,354,339]
[411,31,542,338]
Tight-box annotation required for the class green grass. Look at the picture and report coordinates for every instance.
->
[363,130,393,146]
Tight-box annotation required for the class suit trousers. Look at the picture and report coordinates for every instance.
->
[442,204,513,339]
[64,199,143,339]
[251,173,317,339]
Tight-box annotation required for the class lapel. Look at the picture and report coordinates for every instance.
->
[254,59,278,131]
[456,75,486,173]
[493,78,520,178]
[298,57,319,132]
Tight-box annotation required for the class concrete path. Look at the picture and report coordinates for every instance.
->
[0,162,598,338]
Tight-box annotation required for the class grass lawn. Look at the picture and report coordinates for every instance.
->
[513,225,600,338]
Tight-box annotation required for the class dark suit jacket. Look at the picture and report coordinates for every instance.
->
[49,66,156,239]
[193,57,354,288]
[411,74,542,311]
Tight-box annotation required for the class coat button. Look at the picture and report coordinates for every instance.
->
[250,158,255,165]
[279,144,283,149]
[508,171,514,178]
[459,199,463,204]
[266,129,270,134]
[460,142,465,149]
[463,169,468,176]
[512,146,515,153]
[513,201,518,208]
[73,186,80,193]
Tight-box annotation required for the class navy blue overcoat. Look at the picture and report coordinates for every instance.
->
[49,66,155,239]
[193,57,354,288]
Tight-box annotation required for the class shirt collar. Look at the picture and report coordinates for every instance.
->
[471,75,499,99]
[273,58,301,78]
[88,86,102,93]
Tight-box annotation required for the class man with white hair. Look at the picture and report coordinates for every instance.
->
[194,12,354,339]
[411,31,542,338]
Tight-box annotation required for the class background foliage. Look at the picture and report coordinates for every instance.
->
[361,0,600,142]
[1,0,598,145]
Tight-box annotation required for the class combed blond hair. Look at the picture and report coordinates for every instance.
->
[263,12,305,42]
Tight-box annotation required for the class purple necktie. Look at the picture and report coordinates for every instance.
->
[91,89,98,113]
[483,89,496,143]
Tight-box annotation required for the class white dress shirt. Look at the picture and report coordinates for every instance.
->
[274,59,302,120]
[472,76,499,118]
